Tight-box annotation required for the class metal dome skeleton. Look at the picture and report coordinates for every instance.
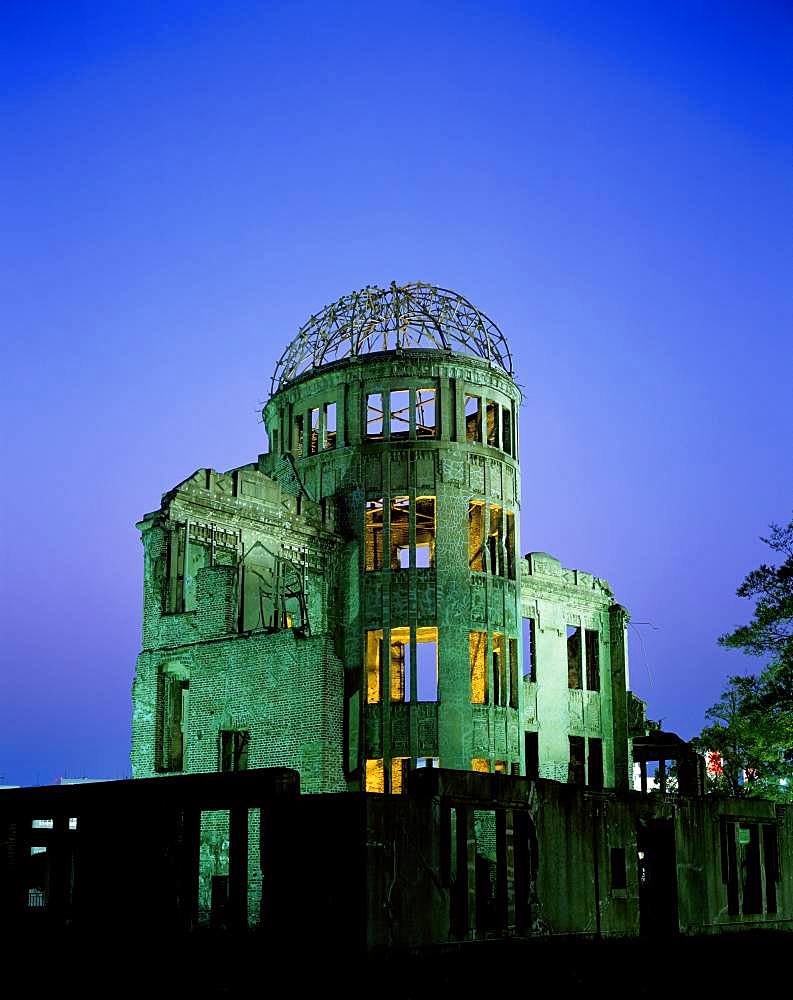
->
[271,282,513,393]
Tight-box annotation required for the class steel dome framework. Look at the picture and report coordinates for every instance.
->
[271,282,513,393]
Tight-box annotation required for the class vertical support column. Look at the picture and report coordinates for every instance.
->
[504,808,516,932]
[609,603,630,791]
[464,807,477,939]
[496,808,509,931]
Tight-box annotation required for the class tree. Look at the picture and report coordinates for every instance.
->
[694,515,793,801]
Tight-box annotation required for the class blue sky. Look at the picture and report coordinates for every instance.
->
[1,1,791,784]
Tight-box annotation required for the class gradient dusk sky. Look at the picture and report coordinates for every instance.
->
[1,1,791,786]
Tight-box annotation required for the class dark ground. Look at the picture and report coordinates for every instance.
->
[4,930,790,998]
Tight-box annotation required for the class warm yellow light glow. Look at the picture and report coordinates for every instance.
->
[366,758,385,793]
[470,630,487,704]
[366,629,383,704]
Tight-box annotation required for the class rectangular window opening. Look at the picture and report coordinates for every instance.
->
[494,760,508,774]
[502,407,512,457]
[567,626,582,689]
[763,824,779,914]
[365,499,384,571]
[486,400,499,448]
[417,757,439,768]
[220,730,249,772]
[525,732,539,779]
[160,674,189,772]
[610,847,627,890]
[588,737,604,789]
[569,736,585,786]
[471,758,490,773]
[508,637,519,708]
[468,501,485,572]
[366,759,385,793]
[470,630,487,704]
[416,626,438,702]
[585,629,600,691]
[465,394,481,443]
[390,627,411,702]
[415,496,436,569]
[366,629,383,704]
[522,618,537,682]
[391,757,409,795]
[390,388,410,439]
[366,392,384,439]
[390,496,410,569]
[416,388,436,438]
[323,402,337,450]
[488,505,503,576]
[309,407,320,455]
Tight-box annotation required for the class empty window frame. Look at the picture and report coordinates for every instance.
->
[567,626,582,690]
[494,760,508,774]
[365,500,384,571]
[588,737,604,789]
[416,757,439,768]
[390,496,410,569]
[366,759,385,793]
[471,758,490,773]
[470,630,487,704]
[502,406,512,457]
[569,736,585,786]
[492,633,506,707]
[585,629,600,691]
[390,627,411,702]
[415,387,436,438]
[506,511,516,580]
[508,637,519,708]
[522,618,537,682]
[465,394,482,443]
[158,673,189,772]
[366,629,384,704]
[220,730,249,772]
[416,626,438,702]
[740,823,763,914]
[309,407,320,455]
[468,501,485,572]
[486,400,499,448]
[525,731,539,778]
[391,757,409,795]
[366,392,384,439]
[610,847,627,890]
[324,402,337,450]
[415,496,436,568]
[763,824,779,914]
[488,505,503,576]
[390,389,410,439]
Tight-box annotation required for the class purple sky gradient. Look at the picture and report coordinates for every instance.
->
[1,1,791,786]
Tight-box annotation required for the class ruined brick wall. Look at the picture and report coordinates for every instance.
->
[131,629,345,792]
[521,552,634,790]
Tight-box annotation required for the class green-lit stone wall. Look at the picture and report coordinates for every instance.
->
[131,344,645,798]
[263,350,523,786]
